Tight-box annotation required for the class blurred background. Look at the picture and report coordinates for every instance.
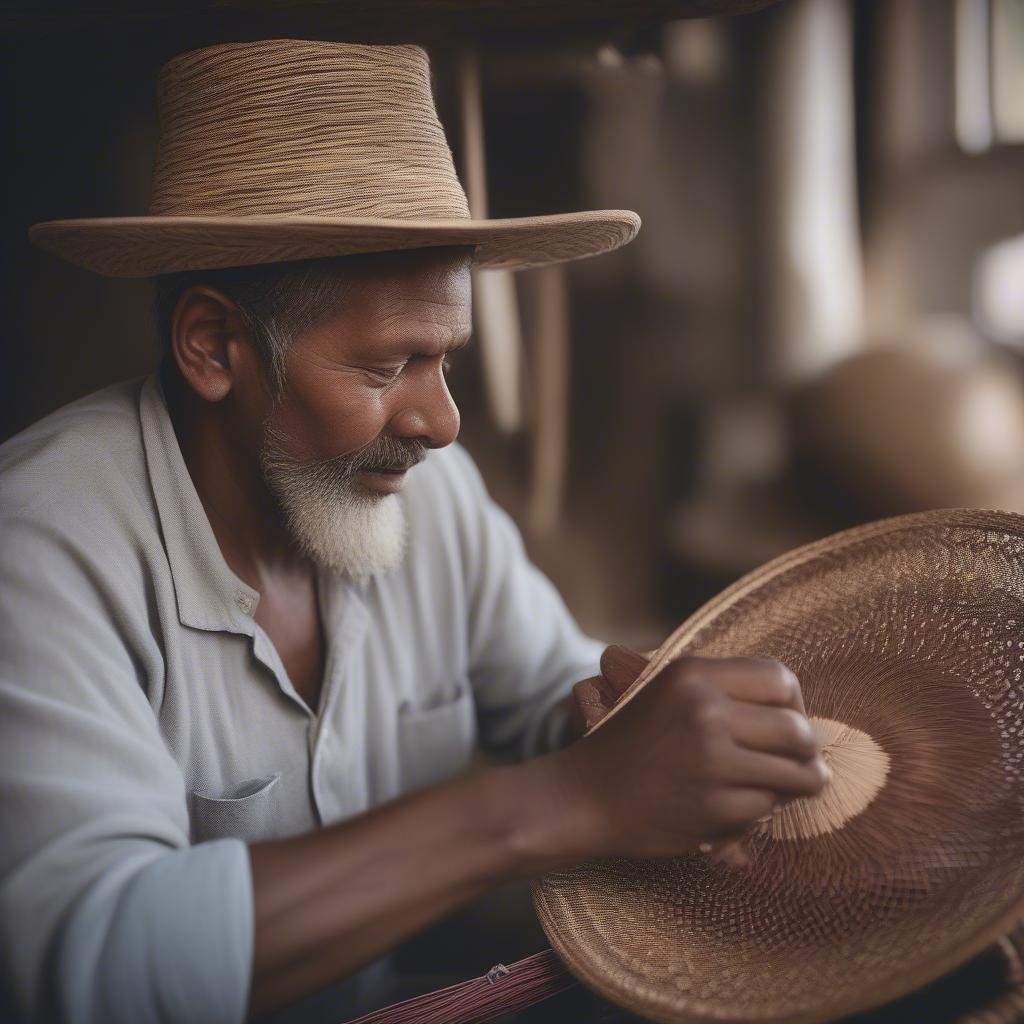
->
[5,1,1024,1016]
[7,0,1024,658]
[5,0,1024,654]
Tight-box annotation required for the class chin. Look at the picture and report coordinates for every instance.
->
[287,490,409,580]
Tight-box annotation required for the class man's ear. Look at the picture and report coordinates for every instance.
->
[170,286,252,403]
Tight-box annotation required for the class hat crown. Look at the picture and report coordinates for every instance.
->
[149,40,471,221]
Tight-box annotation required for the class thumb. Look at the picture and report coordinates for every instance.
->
[600,645,650,698]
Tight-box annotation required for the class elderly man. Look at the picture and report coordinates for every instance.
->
[1,39,826,1023]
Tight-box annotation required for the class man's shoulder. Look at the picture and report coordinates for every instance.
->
[0,378,152,531]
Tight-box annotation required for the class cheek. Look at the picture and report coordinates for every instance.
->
[271,377,392,461]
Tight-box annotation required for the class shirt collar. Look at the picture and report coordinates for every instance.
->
[139,374,261,635]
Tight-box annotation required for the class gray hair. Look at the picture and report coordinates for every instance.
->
[154,247,474,394]
[153,255,362,393]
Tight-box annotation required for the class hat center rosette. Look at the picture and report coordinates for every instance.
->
[761,717,891,842]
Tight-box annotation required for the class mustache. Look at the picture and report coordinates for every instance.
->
[262,424,427,481]
[342,434,428,475]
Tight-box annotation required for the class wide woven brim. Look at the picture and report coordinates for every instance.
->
[27,209,640,278]
[534,508,1024,1024]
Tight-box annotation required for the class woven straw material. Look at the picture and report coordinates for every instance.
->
[28,40,639,277]
[534,509,1024,1023]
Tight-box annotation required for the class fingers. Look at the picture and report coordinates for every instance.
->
[573,645,649,733]
[600,645,649,698]
[572,675,616,732]
[729,703,819,761]
[710,787,778,832]
[692,656,805,713]
[722,747,830,797]
[565,683,592,740]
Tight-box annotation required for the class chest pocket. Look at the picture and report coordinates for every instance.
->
[189,773,282,844]
[397,681,477,793]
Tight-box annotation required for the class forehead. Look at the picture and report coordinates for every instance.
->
[320,248,472,352]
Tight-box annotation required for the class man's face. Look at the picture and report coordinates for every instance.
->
[255,248,472,578]
[268,248,470,476]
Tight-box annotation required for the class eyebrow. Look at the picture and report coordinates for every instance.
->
[370,326,472,359]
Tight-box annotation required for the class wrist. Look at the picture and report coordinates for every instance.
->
[476,752,607,880]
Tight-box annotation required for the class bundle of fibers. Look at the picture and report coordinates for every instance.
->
[341,950,576,1024]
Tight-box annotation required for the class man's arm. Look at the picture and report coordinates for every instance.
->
[247,651,827,1016]
[249,648,662,1015]
[248,756,573,1015]
[0,513,824,1022]
[0,518,253,1024]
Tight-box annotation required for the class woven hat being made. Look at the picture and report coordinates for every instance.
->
[28,39,640,278]
[534,508,1024,1023]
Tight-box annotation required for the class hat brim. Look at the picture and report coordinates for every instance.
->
[28,210,640,278]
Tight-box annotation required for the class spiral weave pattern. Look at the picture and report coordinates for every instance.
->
[535,509,1024,1023]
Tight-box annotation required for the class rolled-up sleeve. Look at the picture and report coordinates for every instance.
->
[0,518,253,1024]
[443,447,604,760]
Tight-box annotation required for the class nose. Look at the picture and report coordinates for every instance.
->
[387,363,461,450]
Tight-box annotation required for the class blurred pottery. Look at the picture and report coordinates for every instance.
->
[788,328,1024,517]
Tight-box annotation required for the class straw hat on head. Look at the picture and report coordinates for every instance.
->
[28,39,640,278]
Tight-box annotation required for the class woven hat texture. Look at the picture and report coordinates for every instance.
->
[535,508,1024,1023]
[28,39,640,277]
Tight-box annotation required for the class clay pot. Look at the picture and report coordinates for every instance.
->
[788,333,1024,518]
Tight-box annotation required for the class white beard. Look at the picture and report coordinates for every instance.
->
[261,428,410,581]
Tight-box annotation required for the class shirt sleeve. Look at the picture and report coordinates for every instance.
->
[0,516,253,1024]
[443,446,605,761]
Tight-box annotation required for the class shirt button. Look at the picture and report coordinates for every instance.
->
[235,590,257,615]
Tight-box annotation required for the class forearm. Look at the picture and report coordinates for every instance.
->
[248,753,591,1017]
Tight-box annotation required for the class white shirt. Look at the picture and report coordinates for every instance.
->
[0,375,603,1023]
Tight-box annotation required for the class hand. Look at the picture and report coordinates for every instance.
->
[554,647,827,861]
[570,644,651,735]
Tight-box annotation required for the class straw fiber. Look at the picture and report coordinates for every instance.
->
[28,40,640,277]
[534,509,1024,1023]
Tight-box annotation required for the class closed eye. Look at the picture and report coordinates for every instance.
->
[364,362,406,384]
[364,352,457,384]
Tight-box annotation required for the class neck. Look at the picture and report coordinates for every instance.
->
[165,374,311,591]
